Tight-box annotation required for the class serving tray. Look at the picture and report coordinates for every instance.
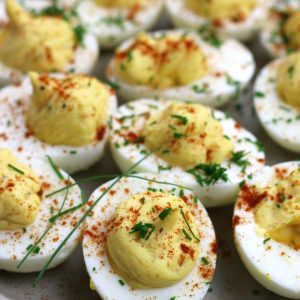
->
[0,10,296,300]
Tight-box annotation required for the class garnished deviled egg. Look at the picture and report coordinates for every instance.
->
[165,0,270,42]
[106,30,255,107]
[234,161,300,298]
[83,174,217,299]
[109,99,265,207]
[0,148,84,272]
[70,0,163,49]
[261,5,300,57]
[0,0,98,87]
[0,73,117,173]
[254,52,300,153]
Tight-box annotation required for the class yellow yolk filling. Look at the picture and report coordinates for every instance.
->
[143,103,233,169]
[0,0,75,73]
[114,33,208,89]
[94,0,143,8]
[186,0,256,20]
[283,10,300,48]
[107,191,199,289]
[276,52,300,109]
[26,73,110,146]
[0,149,41,230]
[255,169,300,249]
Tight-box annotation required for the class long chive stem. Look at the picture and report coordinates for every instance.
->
[17,188,69,269]
[32,153,152,287]
[180,208,200,242]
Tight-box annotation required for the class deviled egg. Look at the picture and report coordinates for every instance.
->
[106,30,255,107]
[109,99,265,207]
[0,0,98,87]
[0,148,84,272]
[83,173,217,299]
[69,0,163,49]
[165,0,270,42]
[261,4,300,57]
[254,52,300,153]
[0,73,117,173]
[234,161,300,298]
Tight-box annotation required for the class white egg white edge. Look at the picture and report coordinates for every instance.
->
[0,155,84,273]
[270,0,300,13]
[260,9,294,58]
[0,0,99,87]
[0,75,118,174]
[82,174,217,300]
[233,161,300,299]
[76,0,164,49]
[108,98,265,207]
[165,0,269,42]
[106,29,255,108]
[254,58,300,153]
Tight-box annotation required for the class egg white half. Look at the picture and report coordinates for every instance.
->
[83,173,217,300]
[106,30,255,107]
[271,0,300,12]
[165,0,269,42]
[0,154,84,273]
[0,0,99,87]
[234,161,300,299]
[109,99,265,207]
[0,76,117,174]
[254,58,300,153]
[260,10,296,58]
[74,0,163,49]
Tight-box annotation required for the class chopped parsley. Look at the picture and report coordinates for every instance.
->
[187,163,228,186]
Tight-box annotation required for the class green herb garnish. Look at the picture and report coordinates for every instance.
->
[171,114,188,125]
[129,222,155,240]
[187,163,228,186]
[181,209,200,242]
[230,151,250,172]
[159,208,172,220]
[8,164,24,175]
[182,228,192,241]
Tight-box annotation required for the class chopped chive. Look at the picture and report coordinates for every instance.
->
[254,91,265,98]
[201,257,209,265]
[8,164,24,175]
[118,279,125,286]
[182,228,192,241]
[159,208,172,220]
[181,209,200,242]
[46,156,64,180]
[263,238,271,244]
[171,114,188,125]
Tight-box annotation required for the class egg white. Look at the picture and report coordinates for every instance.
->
[72,0,163,49]
[0,76,117,174]
[0,0,99,87]
[271,0,300,12]
[106,30,255,107]
[165,0,269,42]
[254,58,300,153]
[260,9,297,58]
[233,161,300,299]
[0,154,84,273]
[83,173,217,300]
[109,99,265,207]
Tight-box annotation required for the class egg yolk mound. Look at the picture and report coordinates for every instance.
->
[107,191,199,289]
[283,10,300,48]
[255,169,300,249]
[143,103,233,168]
[186,0,256,20]
[94,0,143,8]
[114,33,208,89]
[26,73,110,146]
[0,149,41,231]
[276,52,300,108]
[0,0,75,73]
